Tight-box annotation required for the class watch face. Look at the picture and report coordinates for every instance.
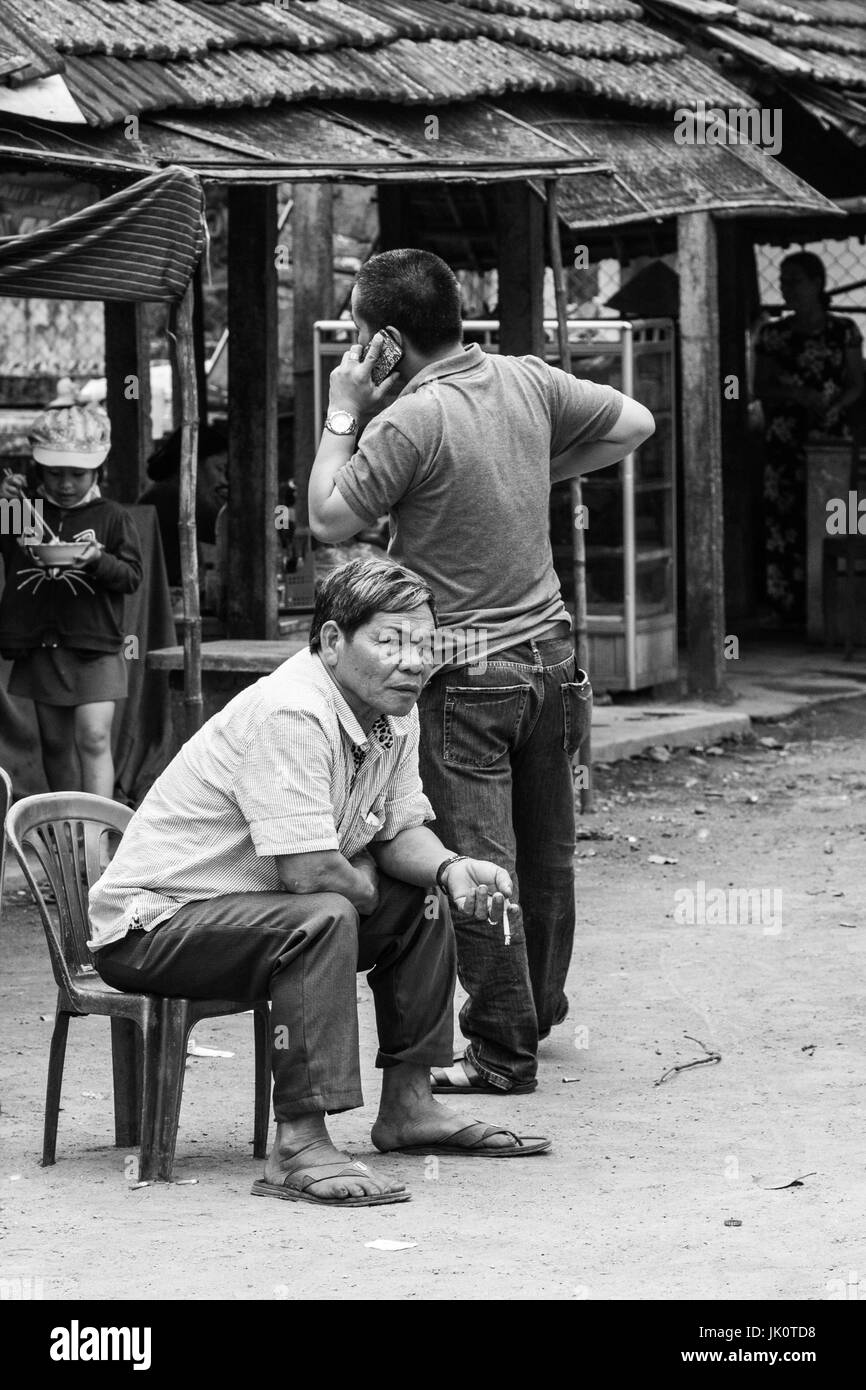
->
[328,411,355,434]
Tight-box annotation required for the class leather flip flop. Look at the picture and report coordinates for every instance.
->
[430,1061,537,1095]
[380,1122,551,1158]
[251,1159,410,1207]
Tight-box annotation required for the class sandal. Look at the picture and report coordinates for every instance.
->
[379,1121,551,1158]
[430,1059,537,1096]
[251,1159,410,1207]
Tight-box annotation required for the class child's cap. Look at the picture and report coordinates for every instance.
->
[29,403,110,470]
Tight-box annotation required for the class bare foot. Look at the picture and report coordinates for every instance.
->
[372,1063,516,1152]
[264,1115,406,1201]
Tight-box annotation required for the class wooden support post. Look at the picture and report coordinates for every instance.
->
[103,301,152,501]
[717,221,761,626]
[545,179,593,812]
[678,211,725,694]
[496,181,544,357]
[174,282,202,737]
[293,183,334,535]
[227,185,279,639]
[192,260,208,427]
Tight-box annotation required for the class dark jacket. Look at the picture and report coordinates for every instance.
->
[0,494,142,657]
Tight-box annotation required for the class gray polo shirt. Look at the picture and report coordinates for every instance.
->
[335,344,623,660]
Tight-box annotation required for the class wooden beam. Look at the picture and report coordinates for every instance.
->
[678,211,725,694]
[495,181,544,357]
[103,301,152,502]
[227,185,278,639]
[292,183,334,534]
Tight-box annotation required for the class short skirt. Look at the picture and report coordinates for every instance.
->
[8,647,128,706]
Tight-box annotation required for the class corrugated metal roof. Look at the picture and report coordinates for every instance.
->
[784,0,866,21]
[0,92,840,225]
[462,1,643,16]
[0,0,861,173]
[0,3,66,86]
[650,0,866,149]
[0,96,609,179]
[0,43,31,80]
[508,101,841,224]
[0,0,759,126]
[771,22,866,53]
[796,48,866,87]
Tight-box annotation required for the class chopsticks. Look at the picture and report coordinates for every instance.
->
[2,468,62,544]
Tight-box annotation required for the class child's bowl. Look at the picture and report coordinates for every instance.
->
[30,541,90,567]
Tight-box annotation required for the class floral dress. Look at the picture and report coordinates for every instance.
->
[754,313,862,621]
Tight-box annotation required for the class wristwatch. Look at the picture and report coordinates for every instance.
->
[324,410,358,436]
[435,853,468,893]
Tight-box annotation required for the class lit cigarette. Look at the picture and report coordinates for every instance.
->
[502,900,511,947]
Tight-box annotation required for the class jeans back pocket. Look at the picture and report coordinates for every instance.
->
[560,672,592,758]
[444,685,528,768]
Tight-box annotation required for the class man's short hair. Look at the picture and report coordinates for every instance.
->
[354,249,463,355]
[309,557,436,652]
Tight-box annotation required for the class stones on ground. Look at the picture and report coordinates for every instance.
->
[646,745,671,762]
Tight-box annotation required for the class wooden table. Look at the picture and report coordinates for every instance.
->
[147,635,309,674]
[146,631,311,752]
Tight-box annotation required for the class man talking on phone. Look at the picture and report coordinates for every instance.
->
[310,248,654,1096]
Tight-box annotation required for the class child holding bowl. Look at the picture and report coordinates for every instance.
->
[0,403,142,798]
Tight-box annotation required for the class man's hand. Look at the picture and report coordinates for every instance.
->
[328,333,401,423]
[348,848,380,915]
[442,858,513,922]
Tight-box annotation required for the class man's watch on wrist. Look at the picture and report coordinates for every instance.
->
[435,853,468,894]
[324,409,358,436]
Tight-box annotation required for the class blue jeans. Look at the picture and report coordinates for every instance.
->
[418,632,591,1088]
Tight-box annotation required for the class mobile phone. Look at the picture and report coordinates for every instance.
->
[359,328,402,385]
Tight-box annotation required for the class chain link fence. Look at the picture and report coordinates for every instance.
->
[756,235,866,342]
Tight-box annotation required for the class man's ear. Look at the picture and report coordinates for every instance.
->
[318,620,343,665]
[385,325,403,352]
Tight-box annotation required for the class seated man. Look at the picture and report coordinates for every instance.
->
[88,557,549,1207]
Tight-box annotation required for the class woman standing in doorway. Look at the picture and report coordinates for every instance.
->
[754,251,863,624]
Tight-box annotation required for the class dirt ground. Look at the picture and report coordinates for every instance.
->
[2,697,865,1302]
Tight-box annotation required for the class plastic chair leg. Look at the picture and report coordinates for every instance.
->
[137,1003,160,1183]
[42,1008,71,1167]
[152,998,192,1182]
[252,1003,271,1160]
[110,1018,142,1148]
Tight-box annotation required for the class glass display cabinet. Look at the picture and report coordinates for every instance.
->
[314,317,678,692]
[547,318,678,691]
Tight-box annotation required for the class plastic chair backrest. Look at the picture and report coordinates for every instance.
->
[5,793,132,994]
[0,766,12,927]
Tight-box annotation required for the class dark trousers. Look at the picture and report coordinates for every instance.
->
[418,633,591,1088]
[96,874,456,1121]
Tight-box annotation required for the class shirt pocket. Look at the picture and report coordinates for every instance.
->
[443,684,528,769]
[362,799,387,834]
[560,672,592,758]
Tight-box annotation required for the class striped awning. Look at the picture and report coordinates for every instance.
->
[0,165,204,300]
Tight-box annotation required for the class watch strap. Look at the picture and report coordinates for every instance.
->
[435,853,468,893]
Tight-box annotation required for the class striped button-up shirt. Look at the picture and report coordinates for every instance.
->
[87,648,434,948]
